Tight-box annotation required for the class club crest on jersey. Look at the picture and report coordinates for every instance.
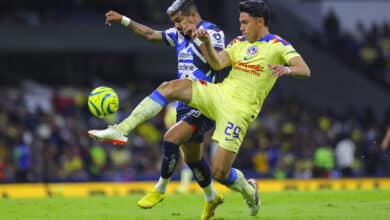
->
[247,46,258,56]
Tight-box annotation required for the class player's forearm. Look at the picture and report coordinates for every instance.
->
[125,19,161,43]
[204,41,225,70]
[289,65,311,78]
[286,56,311,79]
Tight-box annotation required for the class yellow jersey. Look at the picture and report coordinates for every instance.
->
[224,33,300,115]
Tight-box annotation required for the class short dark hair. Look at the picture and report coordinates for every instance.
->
[239,0,270,26]
[167,0,199,16]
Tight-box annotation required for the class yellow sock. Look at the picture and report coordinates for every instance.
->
[117,91,168,134]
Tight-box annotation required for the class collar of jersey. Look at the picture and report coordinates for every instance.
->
[238,33,274,43]
[257,33,274,42]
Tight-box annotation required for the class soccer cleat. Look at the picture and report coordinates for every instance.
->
[88,125,128,145]
[246,179,260,216]
[201,194,224,220]
[137,189,165,209]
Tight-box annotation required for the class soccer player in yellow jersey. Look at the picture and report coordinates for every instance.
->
[89,0,311,218]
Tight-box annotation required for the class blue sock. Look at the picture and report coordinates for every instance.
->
[187,158,212,187]
[160,141,179,178]
[149,90,168,107]
[217,168,237,186]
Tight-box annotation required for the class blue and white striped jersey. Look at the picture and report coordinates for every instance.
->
[162,20,225,82]
[161,20,225,111]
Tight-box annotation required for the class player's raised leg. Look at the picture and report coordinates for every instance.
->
[212,147,260,216]
[88,79,192,143]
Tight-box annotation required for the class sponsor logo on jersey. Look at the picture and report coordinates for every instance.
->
[178,63,195,72]
[234,61,264,76]
[179,52,193,59]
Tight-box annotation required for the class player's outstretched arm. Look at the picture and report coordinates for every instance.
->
[193,29,231,71]
[105,10,163,43]
[269,56,311,79]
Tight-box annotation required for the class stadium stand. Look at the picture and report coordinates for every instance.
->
[0,0,389,183]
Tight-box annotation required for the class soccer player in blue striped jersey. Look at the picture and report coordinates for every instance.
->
[91,0,311,217]
[103,1,224,219]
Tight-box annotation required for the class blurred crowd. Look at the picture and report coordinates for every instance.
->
[0,0,164,25]
[0,80,389,183]
[0,0,223,26]
[309,9,390,89]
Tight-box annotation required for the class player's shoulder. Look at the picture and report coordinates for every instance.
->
[200,20,223,33]
[165,27,179,34]
[227,36,246,47]
[261,34,291,46]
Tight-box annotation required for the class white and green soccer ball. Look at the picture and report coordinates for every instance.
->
[88,86,119,118]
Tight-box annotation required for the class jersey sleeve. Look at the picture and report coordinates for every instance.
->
[225,36,242,64]
[206,29,225,51]
[161,27,178,47]
[274,36,300,64]
[280,44,300,64]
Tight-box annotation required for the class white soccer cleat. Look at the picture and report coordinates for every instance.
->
[246,178,260,216]
[88,125,128,145]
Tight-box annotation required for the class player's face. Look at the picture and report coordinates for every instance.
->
[239,12,263,41]
[170,11,195,36]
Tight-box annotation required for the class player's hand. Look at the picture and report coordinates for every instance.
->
[192,29,210,44]
[105,10,123,26]
[269,64,292,77]
[183,23,197,37]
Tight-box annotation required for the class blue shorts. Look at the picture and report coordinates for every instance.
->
[176,107,215,143]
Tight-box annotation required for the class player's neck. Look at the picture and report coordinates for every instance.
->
[250,28,270,43]
[258,28,270,40]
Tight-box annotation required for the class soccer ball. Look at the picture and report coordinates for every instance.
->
[88,86,119,118]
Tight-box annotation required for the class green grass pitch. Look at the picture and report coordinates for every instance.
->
[1,190,389,220]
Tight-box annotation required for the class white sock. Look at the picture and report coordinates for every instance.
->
[203,182,216,202]
[155,177,170,194]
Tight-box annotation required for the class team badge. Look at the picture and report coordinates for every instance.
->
[247,46,259,56]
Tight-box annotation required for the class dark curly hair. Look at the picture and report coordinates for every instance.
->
[167,0,199,16]
[239,0,271,26]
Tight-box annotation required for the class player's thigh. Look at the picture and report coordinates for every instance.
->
[181,142,203,163]
[212,109,250,153]
[188,80,220,120]
[164,120,194,144]
[211,146,237,179]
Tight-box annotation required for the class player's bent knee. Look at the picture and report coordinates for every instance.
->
[157,81,173,98]
[157,80,187,101]
[163,132,181,144]
[168,79,192,102]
